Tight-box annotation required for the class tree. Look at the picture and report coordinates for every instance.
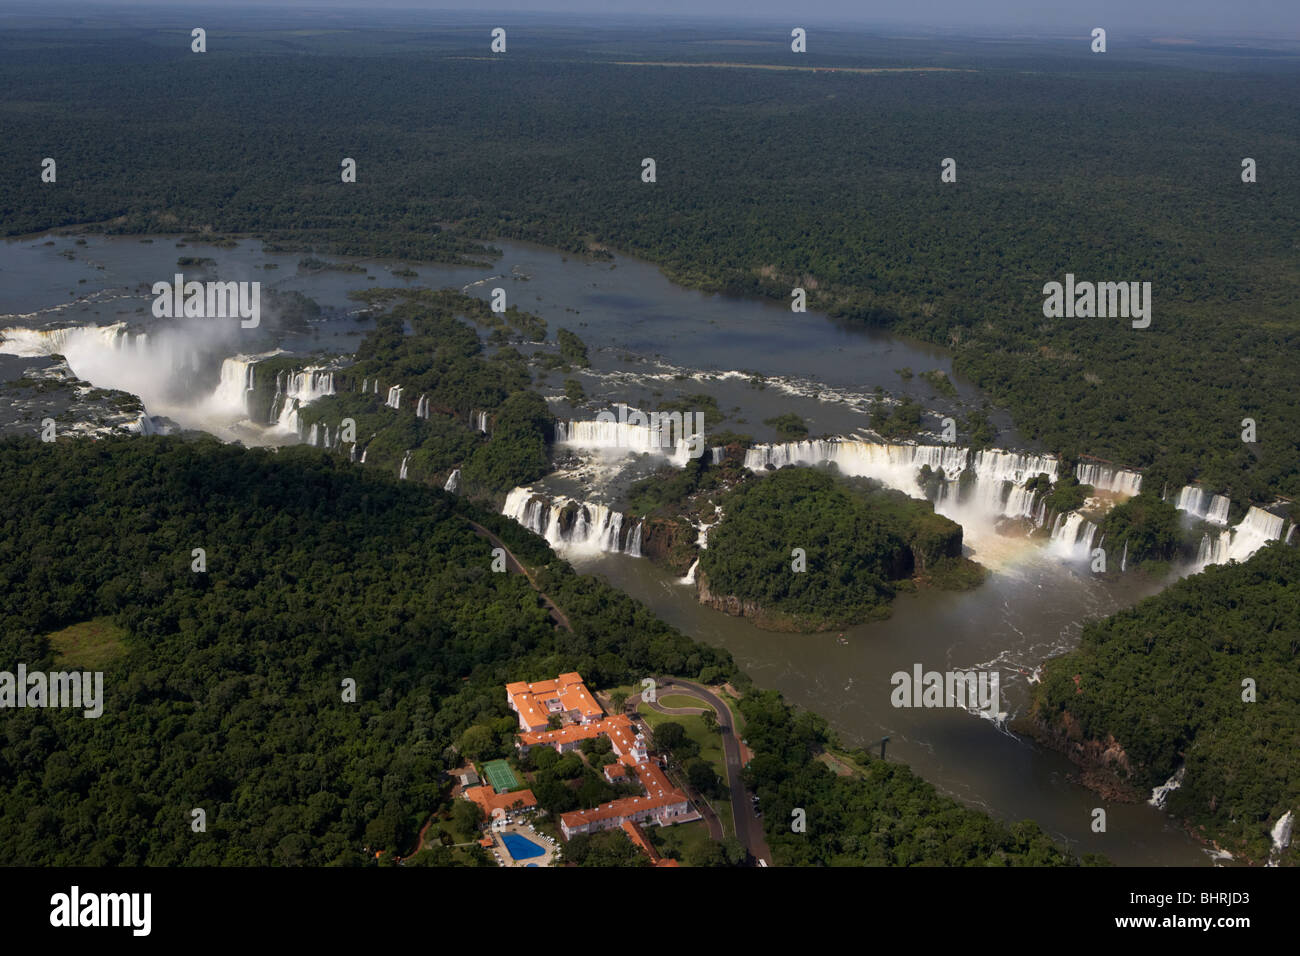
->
[684,839,726,867]
[451,800,483,837]
[457,725,496,762]
[686,758,721,797]
[720,837,748,866]
[652,721,686,753]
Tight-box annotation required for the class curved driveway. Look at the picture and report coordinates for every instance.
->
[649,677,773,866]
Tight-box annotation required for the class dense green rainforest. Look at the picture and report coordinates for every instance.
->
[0,437,1080,866]
[1033,543,1299,864]
[2,26,1297,504]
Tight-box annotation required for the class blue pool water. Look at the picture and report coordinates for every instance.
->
[502,833,545,860]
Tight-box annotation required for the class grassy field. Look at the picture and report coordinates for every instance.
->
[637,704,734,837]
[45,617,126,670]
[656,693,711,711]
[649,820,715,865]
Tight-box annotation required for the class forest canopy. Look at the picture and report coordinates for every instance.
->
[1032,543,1300,864]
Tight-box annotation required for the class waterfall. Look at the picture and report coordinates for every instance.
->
[1268,811,1294,866]
[125,413,158,435]
[444,468,461,493]
[416,394,429,419]
[1174,485,1231,525]
[385,385,402,409]
[502,487,644,556]
[209,357,258,418]
[555,413,706,464]
[0,322,210,422]
[306,423,318,447]
[399,452,410,480]
[360,446,367,464]
[1033,497,1048,528]
[471,410,490,434]
[1120,540,1128,572]
[350,443,358,463]
[269,367,336,432]
[1075,461,1142,496]
[743,439,1058,533]
[1047,512,1099,561]
[679,559,699,585]
[1148,766,1184,808]
[269,371,283,424]
[374,380,380,394]
[1193,506,1286,570]
[745,439,972,483]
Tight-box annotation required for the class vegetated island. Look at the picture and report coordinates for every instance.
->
[694,466,984,632]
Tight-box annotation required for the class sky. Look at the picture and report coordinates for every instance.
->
[36,1,1300,37]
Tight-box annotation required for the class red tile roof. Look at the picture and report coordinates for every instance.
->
[463,785,537,817]
[509,672,604,731]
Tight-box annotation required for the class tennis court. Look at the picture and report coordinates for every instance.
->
[482,759,520,794]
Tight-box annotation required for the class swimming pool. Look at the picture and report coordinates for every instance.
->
[501,832,546,861]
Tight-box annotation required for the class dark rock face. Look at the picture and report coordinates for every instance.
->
[638,517,695,573]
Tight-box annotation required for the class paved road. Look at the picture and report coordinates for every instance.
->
[653,677,773,866]
[464,519,572,631]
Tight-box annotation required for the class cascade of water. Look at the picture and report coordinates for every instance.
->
[386,385,402,409]
[1148,766,1185,808]
[743,439,1064,533]
[1174,485,1231,525]
[1193,506,1285,570]
[399,452,410,480]
[679,559,699,585]
[555,416,704,464]
[268,367,336,432]
[444,468,461,493]
[268,371,283,425]
[1076,461,1142,496]
[1270,810,1294,863]
[209,357,258,418]
[502,487,644,556]
[1047,512,1098,561]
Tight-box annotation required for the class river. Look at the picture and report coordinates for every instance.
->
[0,230,1217,865]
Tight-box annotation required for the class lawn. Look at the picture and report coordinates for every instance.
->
[648,820,715,865]
[637,704,734,838]
[44,617,127,670]
[656,693,711,711]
